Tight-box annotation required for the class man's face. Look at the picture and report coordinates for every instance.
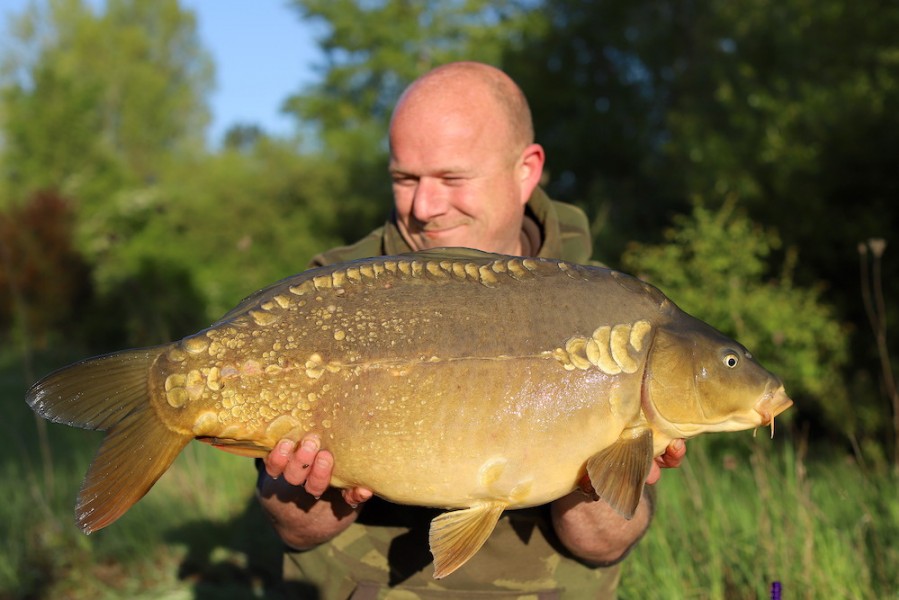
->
[388,103,532,255]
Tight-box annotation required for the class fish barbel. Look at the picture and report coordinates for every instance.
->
[26,248,792,578]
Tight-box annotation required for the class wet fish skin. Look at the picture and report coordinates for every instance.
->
[26,248,792,578]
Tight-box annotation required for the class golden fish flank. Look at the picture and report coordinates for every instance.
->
[25,247,793,580]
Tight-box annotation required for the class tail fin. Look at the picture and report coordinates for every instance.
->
[26,346,193,533]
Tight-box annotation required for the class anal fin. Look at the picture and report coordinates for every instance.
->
[197,436,272,458]
[585,427,653,519]
[428,500,506,579]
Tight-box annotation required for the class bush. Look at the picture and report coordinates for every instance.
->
[621,198,853,441]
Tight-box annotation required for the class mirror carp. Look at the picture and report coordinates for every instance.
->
[26,248,792,578]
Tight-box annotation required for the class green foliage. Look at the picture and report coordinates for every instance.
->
[0,1,365,351]
[503,0,688,260]
[0,0,213,256]
[503,0,899,284]
[0,0,215,348]
[92,139,346,327]
[657,0,899,298]
[287,0,543,136]
[621,200,853,436]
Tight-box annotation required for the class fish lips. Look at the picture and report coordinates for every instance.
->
[753,385,793,426]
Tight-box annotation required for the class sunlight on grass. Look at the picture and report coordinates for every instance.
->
[3,399,282,598]
[621,434,899,599]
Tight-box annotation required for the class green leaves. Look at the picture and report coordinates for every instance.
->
[0,0,212,197]
[622,200,851,435]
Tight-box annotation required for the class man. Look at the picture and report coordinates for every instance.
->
[257,61,685,598]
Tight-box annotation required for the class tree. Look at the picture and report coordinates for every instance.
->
[500,0,898,455]
[658,0,899,293]
[0,0,217,347]
[505,0,899,273]
[503,0,688,262]
[0,0,213,254]
[104,138,346,323]
[0,190,90,347]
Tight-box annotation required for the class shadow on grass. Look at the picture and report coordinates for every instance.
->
[165,496,319,599]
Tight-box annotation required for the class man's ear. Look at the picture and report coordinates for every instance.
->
[518,143,546,203]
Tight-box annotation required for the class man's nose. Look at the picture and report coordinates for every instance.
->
[411,178,448,222]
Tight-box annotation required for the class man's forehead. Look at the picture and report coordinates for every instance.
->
[389,102,517,176]
[389,132,496,175]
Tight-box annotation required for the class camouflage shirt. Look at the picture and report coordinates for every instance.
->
[280,189,625,599]
[308,187,595,269]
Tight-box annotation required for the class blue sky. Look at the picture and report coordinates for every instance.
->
[182,0,323,145]
[1,0,324,146]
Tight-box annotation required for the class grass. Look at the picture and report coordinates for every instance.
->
[2,351,897,599]
[621,434,899,599]
[2,434,286,600]
[1,351,285,600]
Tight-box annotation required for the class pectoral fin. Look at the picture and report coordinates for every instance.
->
[586,427,654,519]
[428,500,506,579]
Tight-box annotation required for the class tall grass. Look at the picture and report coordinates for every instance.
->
[621,434,899,599]
[3,433,283,599]
[1,352,283,599]
[3,353,897,598]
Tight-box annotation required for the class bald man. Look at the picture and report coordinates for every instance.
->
[257,62,685,599]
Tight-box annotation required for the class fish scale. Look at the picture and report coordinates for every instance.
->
[26,247,792,579]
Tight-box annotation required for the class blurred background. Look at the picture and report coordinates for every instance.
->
[1,1,896,598]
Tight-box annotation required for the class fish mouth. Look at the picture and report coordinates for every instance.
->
[754,385,793,435]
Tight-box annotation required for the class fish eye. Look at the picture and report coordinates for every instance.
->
[723,353,740,368]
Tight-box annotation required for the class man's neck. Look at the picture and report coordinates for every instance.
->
[519,214,542,257]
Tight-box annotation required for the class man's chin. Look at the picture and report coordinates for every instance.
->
[403,225,476,252]
[419,231,468,250]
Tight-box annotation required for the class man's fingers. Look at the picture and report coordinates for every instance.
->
[262,434,346,500]
[645,439,687,485]
[304,451,334,498]
[264,439,295,478]
[295,435,322,469]
[342,486,374,508]
[277,434,322,486]
[658,439,686,469]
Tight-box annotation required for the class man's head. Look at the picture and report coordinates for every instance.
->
[389,62,545,255]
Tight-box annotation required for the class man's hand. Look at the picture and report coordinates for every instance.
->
[257,433,372,549]
[262,433,372,506]
[646,438,686,485]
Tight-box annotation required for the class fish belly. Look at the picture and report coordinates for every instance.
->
[317,357,640,509]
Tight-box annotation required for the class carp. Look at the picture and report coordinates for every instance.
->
[26,248,792,578]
